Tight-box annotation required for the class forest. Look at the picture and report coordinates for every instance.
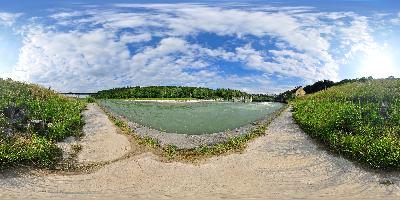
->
[94,86,275,101]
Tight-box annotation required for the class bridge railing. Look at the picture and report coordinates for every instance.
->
[60,93,95,98]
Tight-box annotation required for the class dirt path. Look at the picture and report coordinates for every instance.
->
[57,103,131,164]
[77,103,131,164]
[0,110,399,199]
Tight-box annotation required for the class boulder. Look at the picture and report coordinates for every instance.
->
[3,105,29,124]
[2,105,30,131]
[380,101,389,119]
[29,119,48,136]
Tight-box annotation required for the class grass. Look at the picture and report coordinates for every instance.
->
[100,103,287,161]
[175,124,268,160]
[0,78,86,169]
[292,79,400,169]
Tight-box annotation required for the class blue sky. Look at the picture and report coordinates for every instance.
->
[0,0,400,93]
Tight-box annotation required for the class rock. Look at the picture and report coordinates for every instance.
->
[2,105,30,131]
[3,105,29,124]
[0,127,14,139]
[29,120,48,136]
[380,101,389,119]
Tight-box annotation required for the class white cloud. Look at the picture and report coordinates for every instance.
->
[12,28,131,92]
[234,45,338,81]
[50,11,83,19]
[8,4,380,93]
[0,12,22,26]
[119,33,152,43]
[390,12,400,25]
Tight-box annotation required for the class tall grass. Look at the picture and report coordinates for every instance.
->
[292,79,400,169]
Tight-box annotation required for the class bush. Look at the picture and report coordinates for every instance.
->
[86,96,96,103]
[0,79,86,169]
[292,79,400,169]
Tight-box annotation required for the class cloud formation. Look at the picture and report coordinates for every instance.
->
[0,12,22,26]
[8,4,381,93]
[390,12,400,25]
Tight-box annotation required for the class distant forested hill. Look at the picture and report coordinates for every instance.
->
[276,76,387,103]
[92,77,393,103]
[94,86,275,101]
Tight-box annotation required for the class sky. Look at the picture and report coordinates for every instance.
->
[0,0,400,94]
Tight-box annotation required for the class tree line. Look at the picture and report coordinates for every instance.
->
[92,76,392,103]
[276,76,394,103]
[93,86,260,100]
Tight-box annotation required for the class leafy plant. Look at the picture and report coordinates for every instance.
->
[86,96,96,103]
[0,78,86,169]
[292,78,400,169]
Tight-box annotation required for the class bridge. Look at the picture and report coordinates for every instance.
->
[60,92,96,98]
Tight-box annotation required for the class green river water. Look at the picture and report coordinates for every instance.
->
[99,100,283,135]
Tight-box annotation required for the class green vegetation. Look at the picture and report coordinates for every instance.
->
[94,86,248,100]
[251,94,276,102]
[303,77,377,95]
[303,80,335,94]
[275,87,301,103]
[0,78,86,169]
[275,76,379,103]
[85,96,96,103]
[94,85,275,102]
[177,123,269,159]
[292,79,400,169]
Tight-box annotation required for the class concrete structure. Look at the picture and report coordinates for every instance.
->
[232,96,253,102]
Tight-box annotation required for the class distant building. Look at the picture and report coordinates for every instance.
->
[295,87,306,97]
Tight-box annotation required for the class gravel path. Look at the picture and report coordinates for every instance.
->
[0,110,399,199]
[77,103,131,164]
[57,103,131,164]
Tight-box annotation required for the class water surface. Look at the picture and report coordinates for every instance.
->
[98,100,283,134]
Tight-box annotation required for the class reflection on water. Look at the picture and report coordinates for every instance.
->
[98,100,283,134]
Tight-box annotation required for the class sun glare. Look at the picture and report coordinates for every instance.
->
[359,49,397,78]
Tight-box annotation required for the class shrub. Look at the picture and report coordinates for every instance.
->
[0,79,86,169]
[86,96,96,103]
[292,79,400,169]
